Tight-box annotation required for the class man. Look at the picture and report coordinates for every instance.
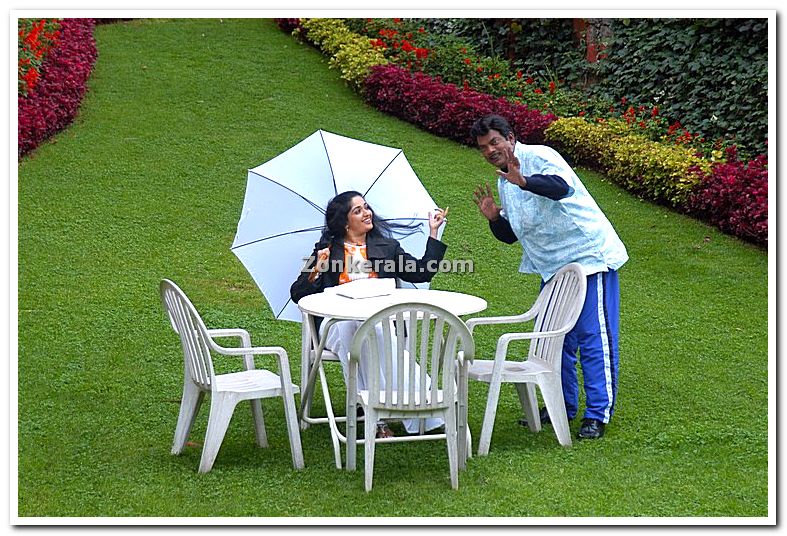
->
[470,114,628,439]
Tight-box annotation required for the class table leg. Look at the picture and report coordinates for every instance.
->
[300,312,312,430]
[298,316,339,424]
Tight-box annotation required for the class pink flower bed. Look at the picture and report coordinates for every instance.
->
[364,64,556,147]
[18,18,97,159]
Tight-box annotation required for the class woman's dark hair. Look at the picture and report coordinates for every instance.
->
[469,114,515,141]
[318,190,420,246]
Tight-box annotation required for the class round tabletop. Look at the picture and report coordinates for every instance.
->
[297,287,487,321]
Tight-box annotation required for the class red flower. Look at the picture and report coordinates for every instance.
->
[548,81,556,93]
[516,70,523,79]
[621,96,627,105]
[639,121,647,128]
[579,111,586,116]
[393,18,402,24]
[652,106,659,117]
[494,73,500,79]
[464,58,471,65]
[476,66,483,73]
[418,27,425,33]
[415,48,429,59]
[525,77,534,84]
[516,91,523,97]
[534,88,543,94]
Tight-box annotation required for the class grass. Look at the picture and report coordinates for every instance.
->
[17,18,769,518]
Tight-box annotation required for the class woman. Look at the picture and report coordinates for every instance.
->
[290,190,448,438]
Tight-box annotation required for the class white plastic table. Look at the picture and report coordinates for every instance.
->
[297,287,487,468]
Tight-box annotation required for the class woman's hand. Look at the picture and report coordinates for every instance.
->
[428,207,448,238]
[315,247,330,271]
[308,246,331,282]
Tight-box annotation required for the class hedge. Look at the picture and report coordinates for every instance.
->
[18,18,97,159]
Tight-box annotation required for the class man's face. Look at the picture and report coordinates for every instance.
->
[476,129,516,168]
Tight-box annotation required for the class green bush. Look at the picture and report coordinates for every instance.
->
[590,18,768,156]
[420,18,593,88]
[546,117,711,206]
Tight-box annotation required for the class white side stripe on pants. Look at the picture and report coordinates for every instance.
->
[595,273,614,422]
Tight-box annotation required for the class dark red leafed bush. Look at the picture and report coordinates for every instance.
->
[686,147,768,246]
[18,18,97,159]
[364,64,556,147]
[275,18,302,33]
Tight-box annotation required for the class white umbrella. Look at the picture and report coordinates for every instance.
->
[231,129,443,322]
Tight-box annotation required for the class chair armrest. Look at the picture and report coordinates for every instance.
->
[212,344,287,359]
[211,344,297,388]
[465,306,539,334]
[207,328,252,346]
[494,328,572,360]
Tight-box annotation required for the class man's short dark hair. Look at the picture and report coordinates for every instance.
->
[470,114,514,142]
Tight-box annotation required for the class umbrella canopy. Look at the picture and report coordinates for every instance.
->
[231,129,443,322]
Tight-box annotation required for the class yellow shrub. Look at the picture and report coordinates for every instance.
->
[546,117,711,206]
[300,18,388,90]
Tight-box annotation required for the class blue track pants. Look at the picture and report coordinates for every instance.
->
[554,270,620,423]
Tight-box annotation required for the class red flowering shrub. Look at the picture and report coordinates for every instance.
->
[364,65,556,147]
[18,18,97,159]
[18,19,62,96]
[686,147,768,246]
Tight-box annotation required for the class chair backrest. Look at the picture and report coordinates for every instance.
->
[529,263,587,365]
[349,302,475,411]
[160,279,216,390]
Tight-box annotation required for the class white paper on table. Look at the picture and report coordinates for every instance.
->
[332,278,396,299]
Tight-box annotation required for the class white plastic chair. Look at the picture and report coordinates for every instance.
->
[160,279,304,472]
[345,303,475,491]
[465,263,587,455]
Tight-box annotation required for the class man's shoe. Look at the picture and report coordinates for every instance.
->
[518,407,555,427]
[577,418,605,439]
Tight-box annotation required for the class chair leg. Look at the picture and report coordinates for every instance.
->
[445,407,459,490]
[541,378,572,447]
[281,391,305,470]
[456,408,467,470]
[364,409,377,492]
[457,364,469,469]
[515,382,541,433]
[199,392,237,473]
[477,378,503,456]
[172,381,204,455]
[249,399,268,448]
[346,405,358,472]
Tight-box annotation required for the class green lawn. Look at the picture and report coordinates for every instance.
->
[17,18,769,518]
